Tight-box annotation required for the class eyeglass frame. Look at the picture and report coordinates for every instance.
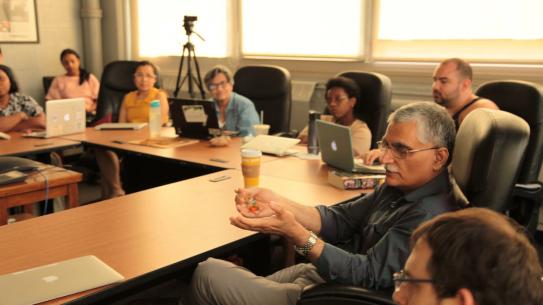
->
[393,270,435,291]
[207,80,230,91]
[376,140,441,159]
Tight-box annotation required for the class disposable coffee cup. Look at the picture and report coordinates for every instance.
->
[241,148,262,188]
[253,124,270,136]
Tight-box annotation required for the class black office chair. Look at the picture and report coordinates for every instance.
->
[298,108,530,305]
[233,65,292,134]
[92,60,162,125]
[475,80,543,232]
[42,76,55,96]
[451,108,530,211]
[337,71,392,149]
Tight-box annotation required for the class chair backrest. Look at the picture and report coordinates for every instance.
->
[43,76,55,96]
[337,71,392,149]
[451,108,529,212]
[475,80,543,183]
[233,65,292,134]
[94,60,161,124]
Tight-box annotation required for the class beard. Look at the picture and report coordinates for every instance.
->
[433,91,451,107]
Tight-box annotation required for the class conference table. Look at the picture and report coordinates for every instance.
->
[0,132,80,157]
[0,128,363,304]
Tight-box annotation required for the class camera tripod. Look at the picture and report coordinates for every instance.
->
[173,36,205,99]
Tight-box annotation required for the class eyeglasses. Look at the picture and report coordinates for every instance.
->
[134,73,156,79]
[377,141,439,159]
[393,270,435,291]
[326,95,349,105]
[208,80,229,91]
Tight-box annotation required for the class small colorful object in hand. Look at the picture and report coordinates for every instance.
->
[246,196,259,213]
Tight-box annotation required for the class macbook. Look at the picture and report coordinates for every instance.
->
[316,120,385,174]
[0,255,124,305]
[241,135,300,156]
[24,98,86,138]
[169,98,220,139]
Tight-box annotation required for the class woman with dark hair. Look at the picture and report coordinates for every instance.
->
[0,64,45,132]
[45,48,100,114]
[298,76,372,156]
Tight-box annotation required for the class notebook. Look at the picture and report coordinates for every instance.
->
[316,120,385,174]
[0,255,124,305]
[94,122,148,130]
[169,98,220,139]
[241,135,300,156]
[23,98,86,138]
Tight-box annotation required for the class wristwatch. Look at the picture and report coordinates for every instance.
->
[294,231,318,256]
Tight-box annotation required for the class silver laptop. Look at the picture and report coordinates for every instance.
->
[316,120,385,174]
[94,122,148,130]
[24,98,86,138]
[0,255,124,305]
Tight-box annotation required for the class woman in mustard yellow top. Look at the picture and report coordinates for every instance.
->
[118,61,169,124]
[96,61,169,199]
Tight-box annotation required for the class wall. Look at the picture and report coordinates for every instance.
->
[2,0,82,105]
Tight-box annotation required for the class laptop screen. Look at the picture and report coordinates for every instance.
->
[168,98,220,139]
[316,119,357,172]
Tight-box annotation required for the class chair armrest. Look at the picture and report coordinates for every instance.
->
[298,283,394,305]
[511,181,543,234]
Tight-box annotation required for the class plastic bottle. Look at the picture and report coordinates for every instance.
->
[149,100,161,138]
[307,110,321,154]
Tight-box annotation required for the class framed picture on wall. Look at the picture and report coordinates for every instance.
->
[0,0,38,43]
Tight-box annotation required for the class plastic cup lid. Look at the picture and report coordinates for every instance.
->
[241,148,262,157]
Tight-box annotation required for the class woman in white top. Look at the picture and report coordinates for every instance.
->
[299,76,371,157]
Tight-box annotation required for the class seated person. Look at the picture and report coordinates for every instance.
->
[189,102,461,305]
[95,61,169,199]
[0,65,45,132]
[363,58,498,165]
[393,207,543,305]
[299,76,371,157]
[45,48,100,116]
[204,65,259,137]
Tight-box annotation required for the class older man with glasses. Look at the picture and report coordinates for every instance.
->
[188,102,463,305]
[393,208,543,305]
[204,65,260,137]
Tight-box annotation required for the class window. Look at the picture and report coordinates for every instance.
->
[137,0,228,58]
[241,0,365,58]
[374,0,543,62]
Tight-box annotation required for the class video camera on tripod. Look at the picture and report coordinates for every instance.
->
[174,15,205,99]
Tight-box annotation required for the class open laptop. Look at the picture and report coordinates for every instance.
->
[0,255,124,305]
[316,120,385,174]
[241,135,300,156]
[24,98,86,138]
[169,98,220,139]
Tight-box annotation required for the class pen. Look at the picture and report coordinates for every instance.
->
[34,143,53,147]
[209,158,228,163]
[112,140,125,144]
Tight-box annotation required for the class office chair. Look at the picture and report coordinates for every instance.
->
[233,65,292,134]
[337,71,392,149]
[92,60,162,125]
[475,80,543,232]
[42,76,55,96]
[298,108,530,305]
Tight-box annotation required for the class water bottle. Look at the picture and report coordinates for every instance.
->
[307,110,320,154]
[149,100,161,138]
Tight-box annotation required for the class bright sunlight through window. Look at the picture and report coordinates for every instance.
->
[137,0,227,58]
[375,0,543,62]
[241,0,364,58]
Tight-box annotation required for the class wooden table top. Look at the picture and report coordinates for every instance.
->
[0,132,80,156]
[0,169,359,304]
[63,127,277,169]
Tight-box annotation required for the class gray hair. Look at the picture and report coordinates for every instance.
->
[387,102,456,157]
[204,65,233,88]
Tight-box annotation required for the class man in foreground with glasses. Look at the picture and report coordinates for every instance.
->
[204,65,259,137]
[393,208,543,305]
[189,102,462,305]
